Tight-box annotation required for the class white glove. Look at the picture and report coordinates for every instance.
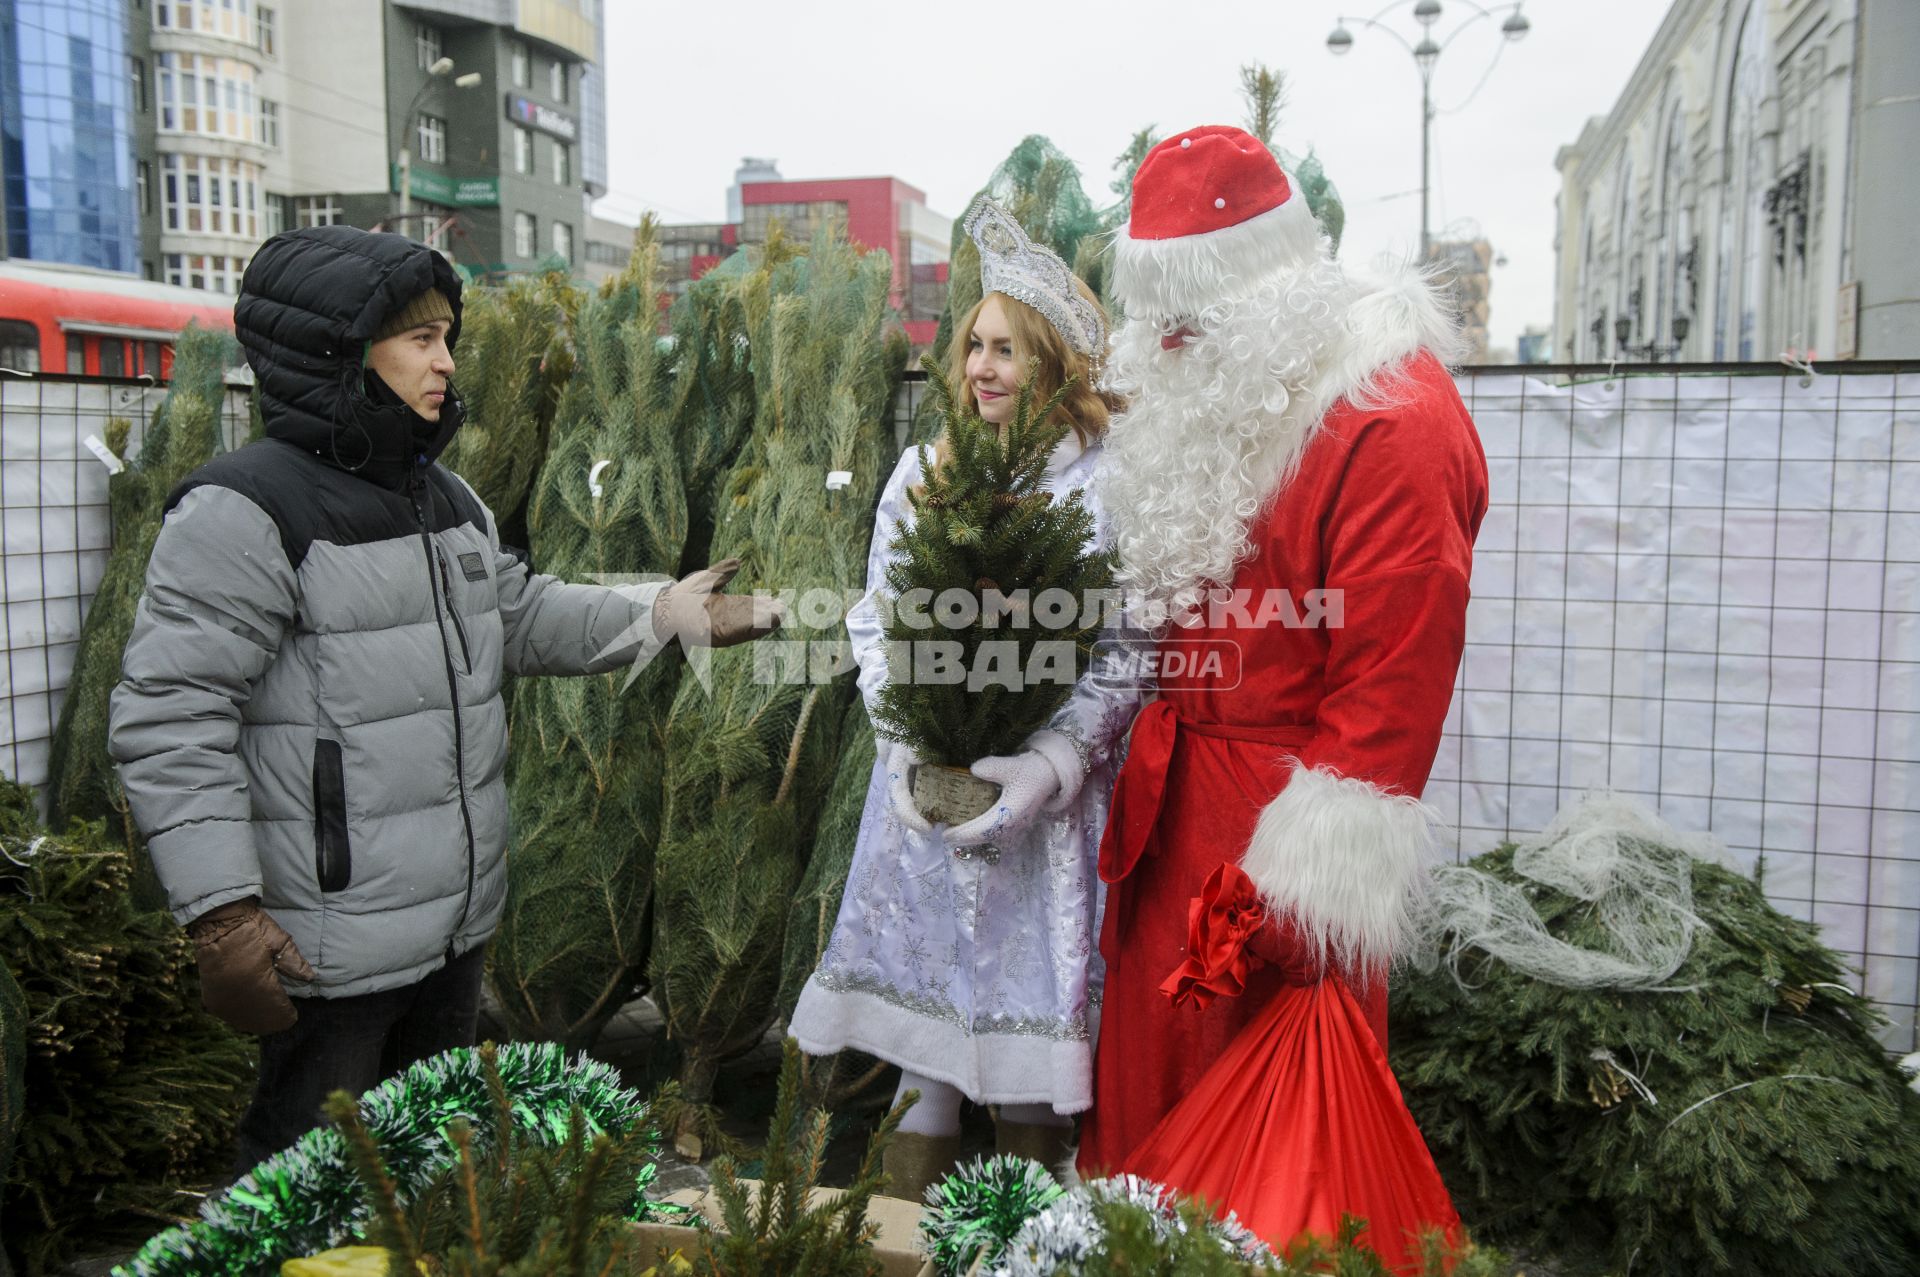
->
[883,742,933,836]
[943,729,1082,848]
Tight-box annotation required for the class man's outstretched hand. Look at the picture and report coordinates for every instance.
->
[651,557,786,650]
[186,897,315,1034]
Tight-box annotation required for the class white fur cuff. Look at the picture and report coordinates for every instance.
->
[1240,764,1438,976]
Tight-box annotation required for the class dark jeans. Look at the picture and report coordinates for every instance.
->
[231,944,487,1176]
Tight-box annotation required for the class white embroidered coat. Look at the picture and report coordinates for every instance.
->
[788,438,1140,1114]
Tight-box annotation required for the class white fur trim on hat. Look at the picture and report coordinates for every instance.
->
[1239,763,1438,978]
[1113,193,1322,320]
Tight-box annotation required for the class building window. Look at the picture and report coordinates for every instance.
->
[551,221,573,264]
[511,41,530,88]
[417,114,446,164]
[160,152,260,237]
[137,160,153,215]
[67,334,85,374]
[131,55,148,113]
[0,321,39,374]
[548,59,567,103]
[256,5,275,55]
[165,252,249,295]
[294,195,342,227]
[264,192,287,236]
[416,23,442,71]
[257,98,280,147]
[155,51,259,141]
[513,126,534,175]
[514,211,536,259]
[553,142,570,187]
[156,0,253,40]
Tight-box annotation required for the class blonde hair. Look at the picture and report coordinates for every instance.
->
[929,283,1121,476]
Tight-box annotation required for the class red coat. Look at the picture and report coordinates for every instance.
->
[1080,351,1488,1171]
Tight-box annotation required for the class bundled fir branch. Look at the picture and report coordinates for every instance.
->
[871,363,1112,770]
[649,225,906,1114]
[487,220,755,1048]
[119,1042,661,1277]
[1391,840,1920,1276]
[0,959,23,1263]
[436,269,581,541]
[0,776,253,1275]
[45,324,240,839]
[688,1039,911,1277]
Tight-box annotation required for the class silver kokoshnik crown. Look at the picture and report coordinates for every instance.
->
[964,196,1106,360]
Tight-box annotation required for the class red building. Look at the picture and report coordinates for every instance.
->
[645,167,952,350]
[739,176,950,347]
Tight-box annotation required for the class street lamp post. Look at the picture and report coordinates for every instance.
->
[397,58,482,231]
[1327,0,1532,262]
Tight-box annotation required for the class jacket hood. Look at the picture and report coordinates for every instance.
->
[235,226,467,488]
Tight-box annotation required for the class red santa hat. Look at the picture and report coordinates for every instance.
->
[1113,125,1324,320]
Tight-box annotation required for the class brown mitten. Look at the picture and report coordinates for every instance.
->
[186,898,316,1034]
[650,558,786,649]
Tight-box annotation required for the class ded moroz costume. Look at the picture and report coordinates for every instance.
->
[1077,126,1486,1270]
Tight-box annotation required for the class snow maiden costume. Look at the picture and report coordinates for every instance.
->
[789,200,1139,1191]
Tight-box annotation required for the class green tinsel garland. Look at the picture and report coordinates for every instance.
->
[918,1154,1068,1276]
[117,1042,661,1277]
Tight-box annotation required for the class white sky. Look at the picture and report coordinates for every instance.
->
[595,0,1677,355]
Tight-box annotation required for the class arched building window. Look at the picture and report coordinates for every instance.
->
[1718,0,1773,359]
[1656,97,1689,346]
[1613,158,1634,352]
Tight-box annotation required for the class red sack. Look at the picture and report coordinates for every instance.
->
[1122,864,1463,1274]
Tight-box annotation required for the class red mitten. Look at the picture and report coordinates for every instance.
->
[1245,912,1323,987]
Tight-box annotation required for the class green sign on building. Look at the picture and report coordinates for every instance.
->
[388,167,501,208]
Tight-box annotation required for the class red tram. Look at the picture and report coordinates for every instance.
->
[0,259,235,381]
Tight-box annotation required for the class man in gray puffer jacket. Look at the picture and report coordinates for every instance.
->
[108,225,779,1170]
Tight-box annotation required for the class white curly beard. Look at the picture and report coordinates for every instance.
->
[1095,253,1463,625]
[1095,260,1352,622]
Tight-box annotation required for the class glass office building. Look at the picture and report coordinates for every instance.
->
[0,0,139,271]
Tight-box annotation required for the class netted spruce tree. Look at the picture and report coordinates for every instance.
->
[46,324,240,843]
[435,268,582,542]
[486,221,757,1048]
[0,778,252,1273]
[649,223,906,1119]
[1393,838,1920,1276]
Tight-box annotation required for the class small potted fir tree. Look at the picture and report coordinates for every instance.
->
[871,359,1114,827]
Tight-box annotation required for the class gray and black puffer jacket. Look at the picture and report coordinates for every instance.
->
[109,226,664,997]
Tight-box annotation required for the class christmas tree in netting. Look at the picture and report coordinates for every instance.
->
[45,324,240,841]
[487,221,756,1048]
[1391,795,1920,1276]
[649,224,907,1114]
[0,777,253,1274]
[435,268,581,541]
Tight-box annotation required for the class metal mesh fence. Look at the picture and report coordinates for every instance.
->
[0,373,252,796]
[2,363,1914,1047]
